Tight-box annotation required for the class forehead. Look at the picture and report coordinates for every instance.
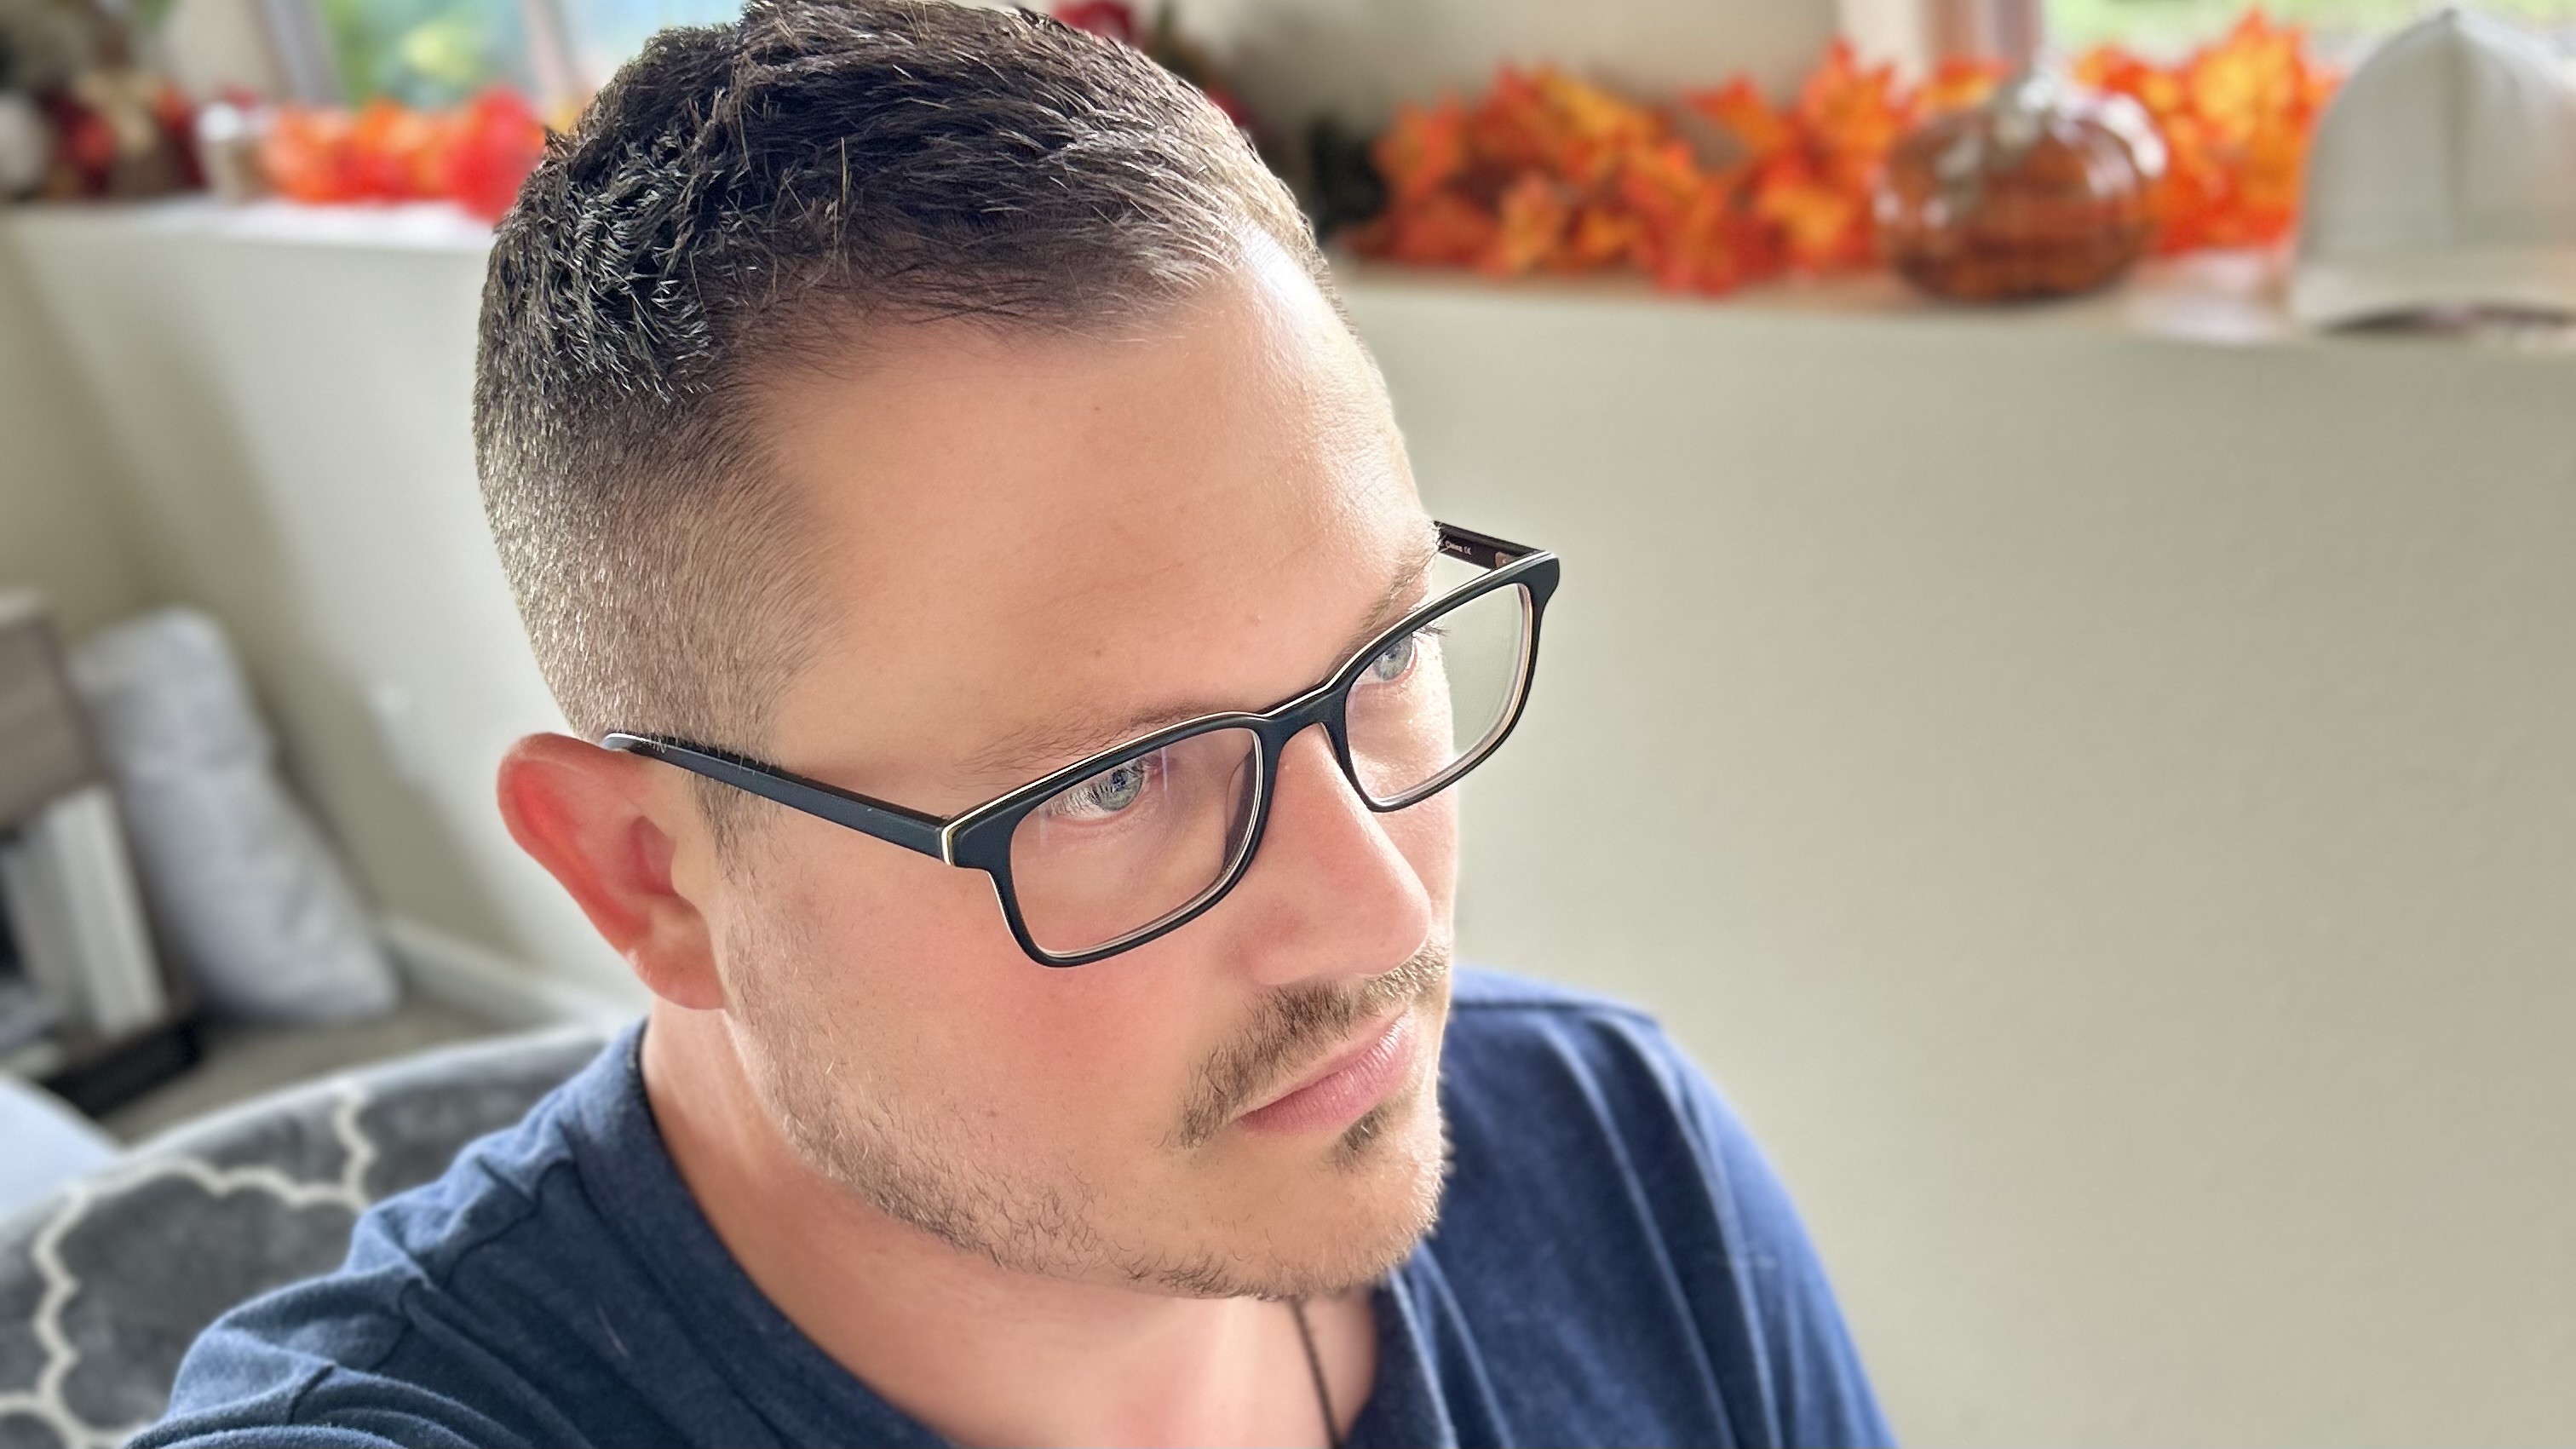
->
[758,256,1424,802]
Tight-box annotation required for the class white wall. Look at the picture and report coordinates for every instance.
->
[1342,270,2576,1446]
[5,204,634,1009]
[0,243,146,638]
[7,203,2573,1444]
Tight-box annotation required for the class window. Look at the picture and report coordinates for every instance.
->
[551,0,745,98]
[315,0,532,106]
[311,0,743,106]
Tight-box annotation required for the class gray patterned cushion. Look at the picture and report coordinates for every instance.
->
[0,1026,612,1449]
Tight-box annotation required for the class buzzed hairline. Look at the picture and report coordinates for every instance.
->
[472,0,1334,846]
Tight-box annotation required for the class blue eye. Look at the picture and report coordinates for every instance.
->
[1368,634,1420,684]
[1051,756,1154,820]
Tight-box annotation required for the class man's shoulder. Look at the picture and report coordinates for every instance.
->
[1441,965,1696,1113]
[334,1038,616,1297]
[1447,963,1659,1020]
[1436,966,1743,1222]
[136,1038,635,1448]
[1423,966,1895,1446]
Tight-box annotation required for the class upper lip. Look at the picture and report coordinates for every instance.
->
[1241,1009,1405,1116]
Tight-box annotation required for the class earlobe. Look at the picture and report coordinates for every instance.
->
[495,733,728,1010]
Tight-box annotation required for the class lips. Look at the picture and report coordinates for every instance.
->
[1236,1010,1418,1136]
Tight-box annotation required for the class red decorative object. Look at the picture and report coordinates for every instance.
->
[439,89,549,221]
[1877,69,2165,300]
[38,71,200,199]
[260,88,546,221]
[1054,1,1139,43]
[1050,1,1251,127]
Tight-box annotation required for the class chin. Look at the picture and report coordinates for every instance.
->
[1325,1077,1452,1276]
[1161,1077,1451,1301]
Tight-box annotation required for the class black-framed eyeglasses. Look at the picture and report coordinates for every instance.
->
[605,521,1559,966]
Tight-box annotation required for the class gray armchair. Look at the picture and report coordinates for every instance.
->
[0,1026,612,1448]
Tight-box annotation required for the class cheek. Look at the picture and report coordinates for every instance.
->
[740,817,1017,1099]
[1380,790,1459,925]
[971,952,1226,1149]
[746,813,1213,1150]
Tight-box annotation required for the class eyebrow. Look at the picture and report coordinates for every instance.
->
[960,529,1445,785]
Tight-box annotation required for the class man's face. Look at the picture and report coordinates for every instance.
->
[693,246,1456,1298]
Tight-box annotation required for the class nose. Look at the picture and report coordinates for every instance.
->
[1212,722,1440,991]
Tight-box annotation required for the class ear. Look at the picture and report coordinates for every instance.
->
[496,733,727,1011]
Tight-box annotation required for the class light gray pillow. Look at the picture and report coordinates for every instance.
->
[69,609,397,1024]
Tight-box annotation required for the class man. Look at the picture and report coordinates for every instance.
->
[141,3,1888,1445]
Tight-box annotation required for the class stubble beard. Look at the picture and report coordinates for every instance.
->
[723,911,1453,1300]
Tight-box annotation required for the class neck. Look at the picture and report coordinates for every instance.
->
[638,1000,1370,1449]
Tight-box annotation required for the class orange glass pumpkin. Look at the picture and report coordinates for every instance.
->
[1877,68,2166,302]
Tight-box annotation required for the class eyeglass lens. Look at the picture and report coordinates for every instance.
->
[1004,576,1534,957]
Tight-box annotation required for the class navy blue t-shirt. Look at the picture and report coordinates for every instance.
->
[138,969,1890,1447]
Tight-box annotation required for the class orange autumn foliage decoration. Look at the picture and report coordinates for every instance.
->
[2073,12,2337,254]
[1354,11,2337,293]
[262,89,549,221]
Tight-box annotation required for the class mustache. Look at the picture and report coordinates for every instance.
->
[1170,943,1452,1150]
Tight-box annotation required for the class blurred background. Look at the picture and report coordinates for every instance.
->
[1,0,2572,1445]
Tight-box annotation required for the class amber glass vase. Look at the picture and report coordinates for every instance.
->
[1877,69,2167,302]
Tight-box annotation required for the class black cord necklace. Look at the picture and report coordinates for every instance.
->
[1288,1299,1344,1449]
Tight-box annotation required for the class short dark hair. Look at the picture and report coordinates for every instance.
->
[474,0,1324,824]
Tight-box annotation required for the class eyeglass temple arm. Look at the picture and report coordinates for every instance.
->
[600,733,950,860]
[1435,521,1540,571]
